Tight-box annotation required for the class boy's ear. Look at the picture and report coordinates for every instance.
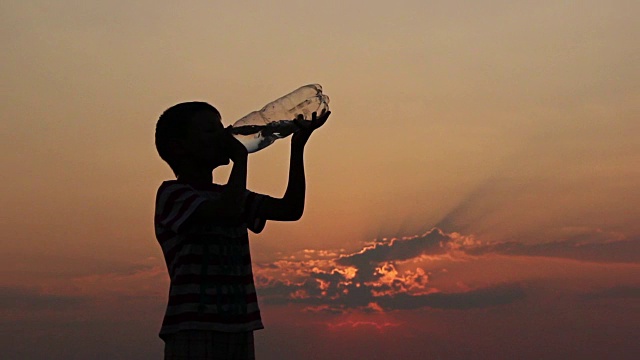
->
[168,139,187,155]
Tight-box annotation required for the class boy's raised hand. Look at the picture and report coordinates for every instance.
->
[291,110,331,148]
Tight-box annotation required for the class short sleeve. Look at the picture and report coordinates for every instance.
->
[244,191,271,234]
[155,183,207,233]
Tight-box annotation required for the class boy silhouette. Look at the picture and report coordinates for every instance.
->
[154,101,330,359]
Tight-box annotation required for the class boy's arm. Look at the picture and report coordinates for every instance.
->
[259,142,306,221]
[187,157,247,223]
[258,111,331,221]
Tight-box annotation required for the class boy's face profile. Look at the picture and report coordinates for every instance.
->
[177,109,230,171]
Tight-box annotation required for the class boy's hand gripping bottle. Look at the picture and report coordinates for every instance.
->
[230,84,330,153]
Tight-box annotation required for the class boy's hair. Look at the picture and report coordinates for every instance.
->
[155,101,220,176]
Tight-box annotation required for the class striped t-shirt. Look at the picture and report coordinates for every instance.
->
[154,180,269,339]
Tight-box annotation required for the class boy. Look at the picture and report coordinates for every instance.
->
[154,101,329,359]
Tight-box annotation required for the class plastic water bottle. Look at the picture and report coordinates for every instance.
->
[230,84,330,153]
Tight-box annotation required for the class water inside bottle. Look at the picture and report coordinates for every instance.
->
[230,120,299,153]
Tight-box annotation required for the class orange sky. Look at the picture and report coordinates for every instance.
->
[2,1,639,359]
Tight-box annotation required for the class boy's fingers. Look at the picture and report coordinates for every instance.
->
[292,110,330,134]
[311,111,330,127]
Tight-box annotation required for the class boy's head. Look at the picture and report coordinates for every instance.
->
[155,101,230,177]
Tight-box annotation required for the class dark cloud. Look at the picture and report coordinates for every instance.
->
[334,229,453,285]
[257,233,527,313]
[376,284,525,310]
[336,229,450,268]
[259,277,525,312]
[465,237,640,263]
[258,263,280,270]
[256,227,636,313]
[0,286,89,311]
[253,278,293,298]
[581,286,640,300]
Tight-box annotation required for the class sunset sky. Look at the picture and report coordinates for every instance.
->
[2,1,639,359]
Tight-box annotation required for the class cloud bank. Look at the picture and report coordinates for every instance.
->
[255,227,639,313]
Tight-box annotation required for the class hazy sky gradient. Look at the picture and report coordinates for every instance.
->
[2,1,639,359]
